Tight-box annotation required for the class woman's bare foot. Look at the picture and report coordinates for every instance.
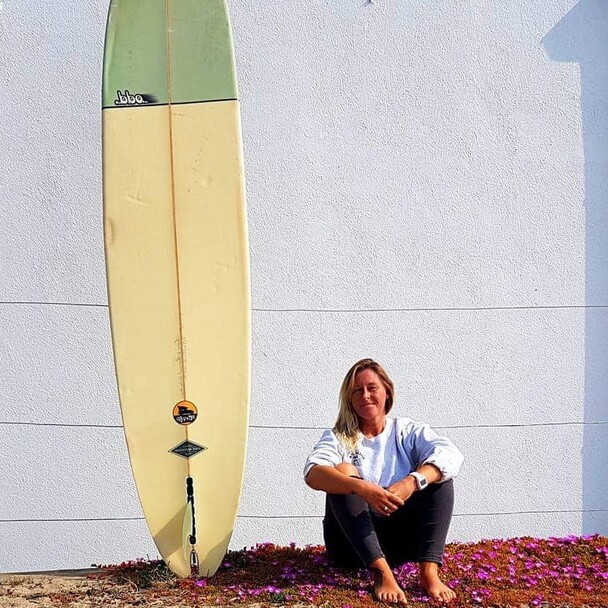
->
[370,558,407,604]
[419,562,456,603]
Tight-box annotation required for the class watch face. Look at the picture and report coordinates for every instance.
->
[417,475,428,489]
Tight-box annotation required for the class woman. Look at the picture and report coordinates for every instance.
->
[304,359,464,604]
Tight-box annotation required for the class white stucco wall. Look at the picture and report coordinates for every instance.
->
[1,0,607,573]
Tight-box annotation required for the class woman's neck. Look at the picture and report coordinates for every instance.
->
[359,415,387,438]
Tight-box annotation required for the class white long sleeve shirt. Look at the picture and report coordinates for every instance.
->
[304,417,464,487]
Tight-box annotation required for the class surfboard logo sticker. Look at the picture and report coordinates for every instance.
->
[170,441,207,459]
[173,401,198,425]
[114,90,158,106]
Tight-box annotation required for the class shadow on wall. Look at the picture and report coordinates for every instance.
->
[543,0,608,535]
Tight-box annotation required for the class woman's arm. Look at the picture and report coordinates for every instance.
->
[305,464,362,493]
[386,419,464,502]
[406,421,464,483]
[306,465,405,514]
[386,463,442,502]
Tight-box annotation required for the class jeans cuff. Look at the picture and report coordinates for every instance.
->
[366,552,386,567]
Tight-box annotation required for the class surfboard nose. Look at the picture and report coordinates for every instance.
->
[103,0,238,109]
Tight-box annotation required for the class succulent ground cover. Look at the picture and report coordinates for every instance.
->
[49,535,608,607]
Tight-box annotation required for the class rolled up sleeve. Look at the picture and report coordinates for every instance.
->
[409,423,464,482]
[303,430,344,479]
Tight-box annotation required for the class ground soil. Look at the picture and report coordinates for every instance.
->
[0,571,166,608]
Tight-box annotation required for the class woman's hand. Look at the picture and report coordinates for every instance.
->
[355,480,404,516]
[386,476,417,503]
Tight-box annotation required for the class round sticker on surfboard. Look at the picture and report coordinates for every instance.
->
[173,401,198,425]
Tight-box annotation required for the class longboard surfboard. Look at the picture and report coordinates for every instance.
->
[102,0,250,578]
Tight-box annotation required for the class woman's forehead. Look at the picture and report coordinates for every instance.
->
[354,369,381,385]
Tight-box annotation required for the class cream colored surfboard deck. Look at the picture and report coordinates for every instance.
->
[102,0,250,578]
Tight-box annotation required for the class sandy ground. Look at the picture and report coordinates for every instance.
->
[0,571,93,608]
[0,570,187,608]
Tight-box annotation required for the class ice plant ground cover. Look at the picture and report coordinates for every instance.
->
[81,535,607,607]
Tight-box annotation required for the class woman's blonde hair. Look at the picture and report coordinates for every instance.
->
[333,358,395,453]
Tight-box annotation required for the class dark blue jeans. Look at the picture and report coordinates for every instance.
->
[323,479,454,568]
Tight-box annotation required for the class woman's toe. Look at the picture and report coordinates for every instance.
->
[439,590,454,603]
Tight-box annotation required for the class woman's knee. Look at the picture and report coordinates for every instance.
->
[335,462,361,477]
[416,479,455,526]
[432,478,454,502]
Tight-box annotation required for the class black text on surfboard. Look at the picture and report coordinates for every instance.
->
[114,90,157,106]
[170,441,207,459]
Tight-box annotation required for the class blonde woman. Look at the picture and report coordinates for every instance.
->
[304,359,464,605]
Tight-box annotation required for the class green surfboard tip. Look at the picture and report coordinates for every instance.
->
[102,0,238,109]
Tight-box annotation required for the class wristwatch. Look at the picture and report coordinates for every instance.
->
[409,471,429,491]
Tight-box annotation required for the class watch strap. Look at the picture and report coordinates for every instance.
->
[409,471,428,491]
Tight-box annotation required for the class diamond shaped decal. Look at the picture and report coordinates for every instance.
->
[170,440,207,459]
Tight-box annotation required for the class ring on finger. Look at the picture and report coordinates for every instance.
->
[383,506,389,512]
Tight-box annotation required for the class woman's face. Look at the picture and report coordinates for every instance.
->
[351,369,388,422]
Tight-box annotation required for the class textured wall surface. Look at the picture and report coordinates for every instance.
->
[1,0,607,573]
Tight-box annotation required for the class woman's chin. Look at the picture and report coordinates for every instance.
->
[357,409,384,421]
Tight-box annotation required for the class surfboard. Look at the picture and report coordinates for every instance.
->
[102,0,250,578]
